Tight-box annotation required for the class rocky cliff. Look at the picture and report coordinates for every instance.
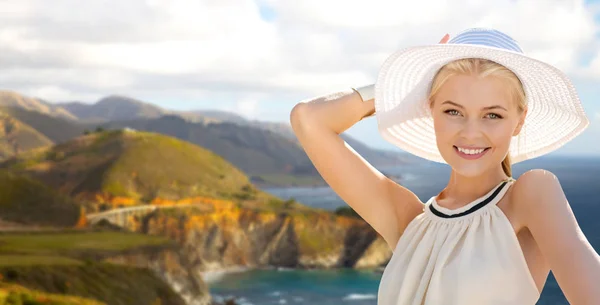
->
[101,242,212,305]
[115,202,393,274]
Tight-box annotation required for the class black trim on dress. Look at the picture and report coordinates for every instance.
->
[429,181,508,218]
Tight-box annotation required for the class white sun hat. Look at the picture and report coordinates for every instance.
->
[374,27,590,164]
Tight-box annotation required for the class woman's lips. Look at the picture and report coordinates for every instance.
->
[454,146,491,160]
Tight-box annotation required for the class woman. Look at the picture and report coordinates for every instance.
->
[290,28,600,304]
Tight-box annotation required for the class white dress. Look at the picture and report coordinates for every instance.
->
[378,178,540,305]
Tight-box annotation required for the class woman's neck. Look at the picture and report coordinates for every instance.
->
[436,168,510,209]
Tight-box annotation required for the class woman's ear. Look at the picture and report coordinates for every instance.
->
[513,106,528,136]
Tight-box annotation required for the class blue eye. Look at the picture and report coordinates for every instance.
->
[444,109,460,116]
[444,109,503,119]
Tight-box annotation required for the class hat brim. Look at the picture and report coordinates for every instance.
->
[374,44,590,164]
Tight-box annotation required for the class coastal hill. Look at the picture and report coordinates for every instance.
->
[0,129,313,304]
[0,129,302,213]
[0,170,81,227]
[0,229,210,305]
[95,116,323,183]
[0,168,210,304]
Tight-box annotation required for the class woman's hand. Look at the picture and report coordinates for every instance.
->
[439,33,450,44]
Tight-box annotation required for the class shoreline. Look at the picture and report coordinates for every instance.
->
[199,264,384,284]
[200,266,252,284]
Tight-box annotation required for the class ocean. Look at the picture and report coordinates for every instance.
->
[209,155,600,305]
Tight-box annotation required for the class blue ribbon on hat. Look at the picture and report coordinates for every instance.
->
[448,28,524,53]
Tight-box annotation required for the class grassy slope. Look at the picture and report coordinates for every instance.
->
[0,282,105,305]
[0,231,172,261]
[0,265,185,305]
[102,129,252,200]
[0,129,306,211]
[0,230,184,305]
[0,170,81,227]
[96,117,318,176]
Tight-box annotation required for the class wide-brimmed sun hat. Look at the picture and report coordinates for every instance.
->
[374,27,590,164]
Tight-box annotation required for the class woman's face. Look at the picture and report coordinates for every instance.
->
[430,74,526,177]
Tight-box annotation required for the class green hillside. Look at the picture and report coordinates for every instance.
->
[0,170,81,227]
[95,116,420,187]
[0,231,172,266]
[1,282,105,305]
[0,265,186,305]
[95,116,323,183]
[0,230,186,305]
[0,129,295,210]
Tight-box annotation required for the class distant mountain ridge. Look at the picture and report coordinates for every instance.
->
[0,90,77,121]
[0,106,85,143]
[0,106,86,160]
[56,94,419,167]
[0,111,53,159]
[0,91,420,186]
[60,95,168,123]
[181,110,421,168]
[60,96,210,124]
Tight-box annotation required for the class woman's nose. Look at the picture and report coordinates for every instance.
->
[459,119,484,140]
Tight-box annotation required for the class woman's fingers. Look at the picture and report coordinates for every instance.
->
[439,33,450,44]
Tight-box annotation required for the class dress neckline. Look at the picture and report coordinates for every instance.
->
[428,177,515,219]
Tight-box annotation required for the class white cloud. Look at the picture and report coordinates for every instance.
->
[0,0,598,103]
[275,0,597,72]
[26,85,85,102]
[235,98,260,119]
[595,112,600,121]
[586,54,600,79]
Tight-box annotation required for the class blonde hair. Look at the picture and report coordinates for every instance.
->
[427,58,526,177]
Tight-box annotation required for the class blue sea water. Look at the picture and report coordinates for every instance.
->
[210,155,600,305]
[209,268,381,305]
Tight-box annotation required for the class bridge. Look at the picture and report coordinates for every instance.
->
[86,203,214,227]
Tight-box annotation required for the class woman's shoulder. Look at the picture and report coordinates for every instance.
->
[512,169,560,197]
[511,168,565,223]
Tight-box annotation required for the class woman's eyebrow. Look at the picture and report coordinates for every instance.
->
[441,100,508,111]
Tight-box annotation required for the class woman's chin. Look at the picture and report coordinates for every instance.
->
[452,167,490,178]
[442,152,499,176]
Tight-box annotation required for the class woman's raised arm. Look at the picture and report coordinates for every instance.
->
[289,88,423,250]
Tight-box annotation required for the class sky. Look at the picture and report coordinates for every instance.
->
[1,0,599,156]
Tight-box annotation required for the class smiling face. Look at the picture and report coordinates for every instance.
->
[429,70,527,177]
